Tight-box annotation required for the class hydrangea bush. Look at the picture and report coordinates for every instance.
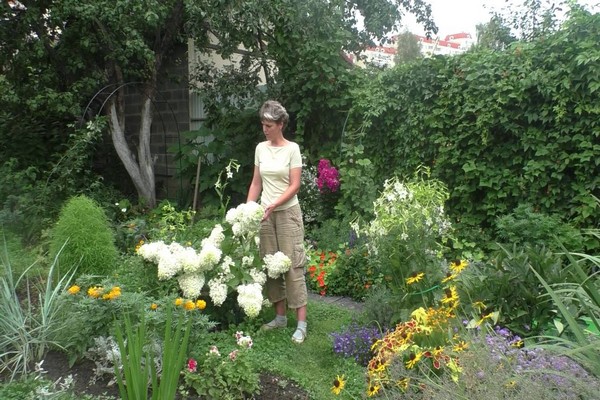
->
[137,202,291,318]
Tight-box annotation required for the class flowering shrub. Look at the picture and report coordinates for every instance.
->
[316,159,340,193]
[137,202,291,319]
[365,260,468,397]
[358,168,453,316]
[182,331,259,399]
[306,249,339,295]
[331,322,382,366]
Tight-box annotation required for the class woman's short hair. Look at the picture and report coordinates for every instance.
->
[259,100,289,127]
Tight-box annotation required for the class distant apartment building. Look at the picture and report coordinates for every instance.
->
[359,32,475,68]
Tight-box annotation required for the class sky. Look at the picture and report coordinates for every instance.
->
[400,0,600,39]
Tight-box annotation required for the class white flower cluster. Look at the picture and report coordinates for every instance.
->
[263,251,292,279]
[236,283,263,318]
[137,202,268,313]
[235,331,253,348]
[225,201,264,237]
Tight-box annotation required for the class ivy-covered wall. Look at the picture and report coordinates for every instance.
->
[346,9,599,230]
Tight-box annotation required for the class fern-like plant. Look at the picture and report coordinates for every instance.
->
[49,195,117,277]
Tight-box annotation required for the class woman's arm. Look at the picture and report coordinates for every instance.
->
[247,165,262,203]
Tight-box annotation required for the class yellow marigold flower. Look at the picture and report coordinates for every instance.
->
[196,300,207,310]
[406,272,425,285]
[150,303,158,310]
[87,286,103,299]
[102,294,111,300]
[450,259,468,274]
[184,300,196,311]
[67,285,81,295]
[330,375,346,395]
[405,351,422,369]
[453,340,469,352]
[367,384,381,397]
[175,298,184,306]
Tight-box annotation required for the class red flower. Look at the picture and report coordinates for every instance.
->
[187,358,197,372]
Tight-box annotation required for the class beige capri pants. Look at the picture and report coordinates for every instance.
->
[260,204,307,309]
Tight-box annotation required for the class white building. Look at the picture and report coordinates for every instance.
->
[358,32,475,68]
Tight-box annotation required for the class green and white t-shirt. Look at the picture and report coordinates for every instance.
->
[254,141,302,211]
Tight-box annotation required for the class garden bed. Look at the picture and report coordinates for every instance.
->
[38,350,310,399]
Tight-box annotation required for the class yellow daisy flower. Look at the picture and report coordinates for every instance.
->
[367,384,381,397]
[150,303,158,310]
[450,259,468,274]
[330,375,346,395]
[175,298,184,306]
[405,351,422,369]
[406,272,425,285]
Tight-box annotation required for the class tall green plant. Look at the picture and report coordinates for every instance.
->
[114,305,191,400]
[529,244,600,376]
[0,240,75,381]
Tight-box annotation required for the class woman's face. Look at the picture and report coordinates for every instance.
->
[261,120,283,139]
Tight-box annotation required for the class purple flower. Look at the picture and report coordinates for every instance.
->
[331,323,382,366]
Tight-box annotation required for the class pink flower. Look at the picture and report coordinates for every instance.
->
[187,358,197,373]
[208,345,220,356]
[229,349,239,361]
[316,158,340,193]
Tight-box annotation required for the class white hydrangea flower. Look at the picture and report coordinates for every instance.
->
[198,242,222,270]
[208,278,228,306]
[263,252,292,279]
[218,256,235,275]
[249,268,266,285]
[157,255,181,280]
[175,246,202,274]
[236,283,263,318]
[137,240,168,263]
[225,202,263,237]
[178,273,205,298]
[208,224,225,246]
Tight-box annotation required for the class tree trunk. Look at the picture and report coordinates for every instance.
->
[108,97,157,208]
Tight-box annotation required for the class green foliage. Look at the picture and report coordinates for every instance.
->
[0,245,74,381]
[460,245,570,337]
[394,30,423,64]
[326,243,383,302]
[531,238,600,375]
[182,338,259,399]
[335,143,378,219]
[362,171,452,315]
[495,204,585,251]
[114,305,192,400]
[49,195,118,277]
[347,9,600,245]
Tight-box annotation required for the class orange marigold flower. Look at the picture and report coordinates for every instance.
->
[196,300,207,310]
[87,286,103,299]
[184,300,196,310]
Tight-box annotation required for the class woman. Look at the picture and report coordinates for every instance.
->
[246,100,308,344]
